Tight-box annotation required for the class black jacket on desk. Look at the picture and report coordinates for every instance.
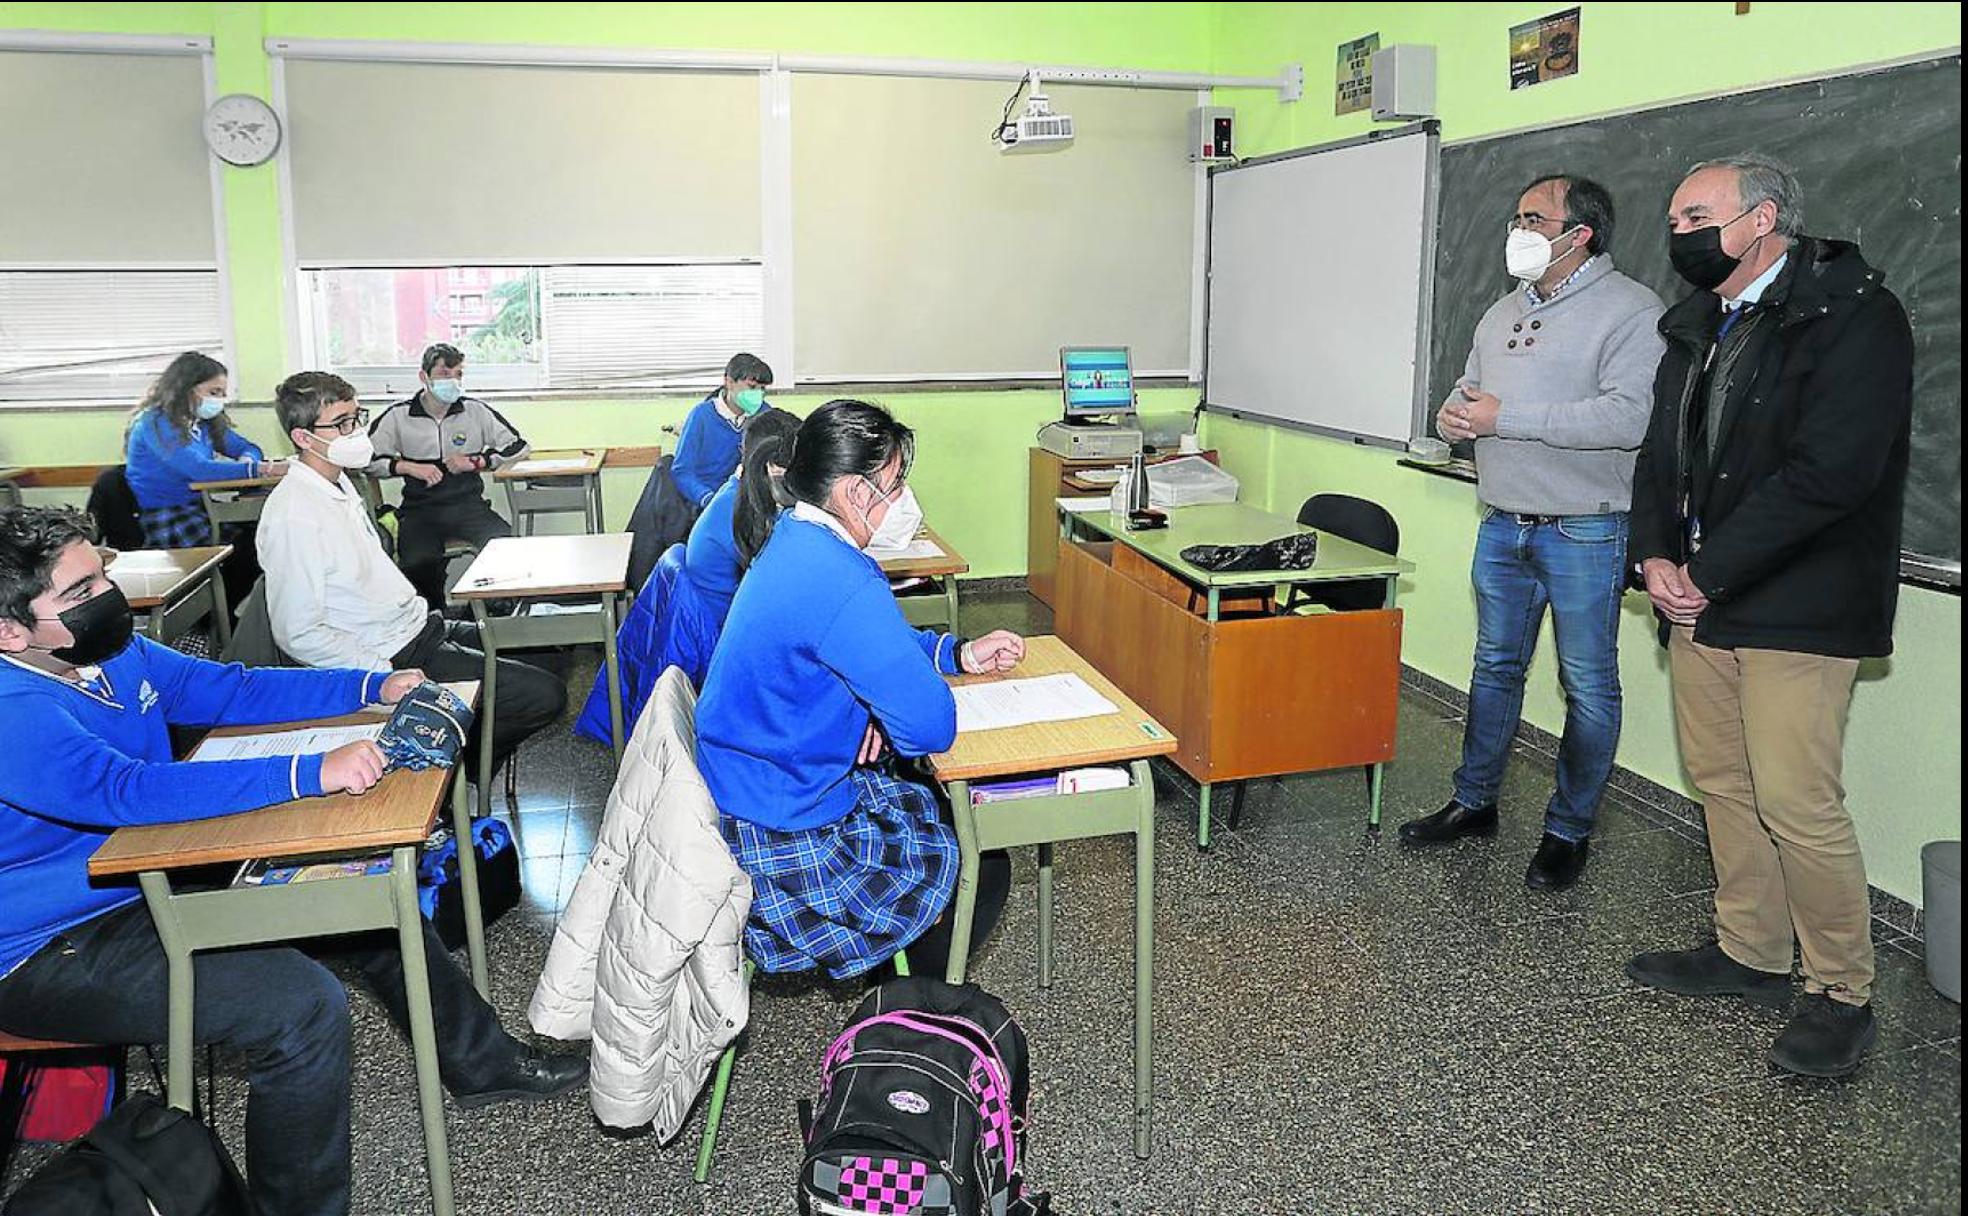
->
[366,392,531,508]
[1629,236,1913,658]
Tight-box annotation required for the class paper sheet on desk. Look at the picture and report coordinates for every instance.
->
[867,537,945,562]
[191,722,383,762]
[954,673,1118,733]
[510,457,593,475]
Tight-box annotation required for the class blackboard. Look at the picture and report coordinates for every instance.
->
[1428,55,1961,582]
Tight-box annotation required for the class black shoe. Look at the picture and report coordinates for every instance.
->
[1624,941,1792,1010]
[1398,799,1498,846]
[1525,833,1589,890]
[1769,993,1877,1078]
[454,1047,590,1110]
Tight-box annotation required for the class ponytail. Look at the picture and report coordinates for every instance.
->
[736,400,913,564]
[730,408,802,566]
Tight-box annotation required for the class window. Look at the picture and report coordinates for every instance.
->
[0,270,224,403]
[302,263,763,396]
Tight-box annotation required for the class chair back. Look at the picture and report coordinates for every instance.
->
[221,577,297,667]
[85,466,145,551]
[1293,493,1399,613]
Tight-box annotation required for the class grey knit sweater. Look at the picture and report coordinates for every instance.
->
[1452,256,1667,515]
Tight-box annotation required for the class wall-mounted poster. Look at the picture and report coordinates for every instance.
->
[1336,32,1380,115]
[1509,8,1581,90]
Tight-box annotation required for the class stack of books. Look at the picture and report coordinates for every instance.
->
[970,767,1132,805]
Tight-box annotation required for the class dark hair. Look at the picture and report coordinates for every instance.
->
[126,351,231,447]
[0,506,97,628]
[730,409,804,566]
[723,352,774,387]
[421,343,464,376]
[1524,174,1615,255]
[733,400,913,561]
[275,371,359,440]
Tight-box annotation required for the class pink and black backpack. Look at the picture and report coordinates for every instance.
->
[798,978,1052,1216]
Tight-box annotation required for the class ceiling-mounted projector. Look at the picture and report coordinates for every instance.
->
[995,72,1074,154]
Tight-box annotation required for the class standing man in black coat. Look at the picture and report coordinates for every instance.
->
[1623,155,1914,1079]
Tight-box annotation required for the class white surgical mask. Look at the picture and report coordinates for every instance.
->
[1505,225,1582,282]
[867,485,924,552]
[321,431,374,469]
[195,397,227,421]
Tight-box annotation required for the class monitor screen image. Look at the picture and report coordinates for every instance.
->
[1060,347,1135,418]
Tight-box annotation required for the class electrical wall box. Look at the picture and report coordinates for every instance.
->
[1189,106,1236,163]
[1370,44,1437,121]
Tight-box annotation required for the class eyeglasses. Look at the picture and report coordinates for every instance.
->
[1507,212,1566,233]
[309,408,370,436]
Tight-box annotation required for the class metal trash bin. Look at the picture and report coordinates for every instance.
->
[1922,840,1961,1003]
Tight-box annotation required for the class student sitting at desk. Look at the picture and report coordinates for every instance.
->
[574,408,800,744]
[695,400,1022,980]
[365,343,530,609]
[0,505,586,1216]
[259,371,565,787]
[124,351,284,549]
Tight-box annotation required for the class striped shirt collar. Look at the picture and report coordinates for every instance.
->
[1523,254,1598,308]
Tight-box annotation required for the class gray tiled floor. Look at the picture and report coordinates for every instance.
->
[6,591,1959,1214]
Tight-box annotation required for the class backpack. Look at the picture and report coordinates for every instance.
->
[798,978,1052,1216]
[417,817,521,953]
[0,1057,117,1144]
[2,1092,254,1216]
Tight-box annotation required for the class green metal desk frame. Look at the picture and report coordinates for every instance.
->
[141,565,234,655]
[503,473,603,536]
[896,576,962,636]
[940,758,1157,1158]
[468,596,625,820]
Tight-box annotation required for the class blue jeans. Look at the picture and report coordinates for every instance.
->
[1452,510,1628,841]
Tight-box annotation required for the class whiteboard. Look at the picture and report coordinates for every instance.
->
[1204,124,1439,446]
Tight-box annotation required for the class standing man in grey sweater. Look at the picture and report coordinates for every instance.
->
[1401,175,1666,890]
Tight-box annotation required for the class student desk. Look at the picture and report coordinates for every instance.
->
[929,635,1175,1158]
[877,525,968,635]
[451,534,631,817]
[108,545,234,653]
[1055,502,1411,847]
[495,450,607,535]
[88,683,484,1216]
[188,469,383,536]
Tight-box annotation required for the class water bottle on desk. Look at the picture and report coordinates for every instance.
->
[1125,451,1149,513]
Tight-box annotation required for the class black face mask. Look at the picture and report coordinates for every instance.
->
[43,585,136,666]
[1668,208,1758,291]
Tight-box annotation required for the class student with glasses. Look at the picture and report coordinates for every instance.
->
[257,371,565,789]
[697,400,1026,980]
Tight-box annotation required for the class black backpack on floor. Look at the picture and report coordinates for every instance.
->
[798,977,1051,1216]
[3,1092,254,1215]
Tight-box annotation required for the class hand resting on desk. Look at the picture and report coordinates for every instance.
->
[321,740,387,796]
[961,631,1026,674]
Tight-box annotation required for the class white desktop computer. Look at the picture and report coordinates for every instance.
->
[1039,345,1143,459]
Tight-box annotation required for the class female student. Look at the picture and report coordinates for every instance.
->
[124,351,282,548]
[574,409,801,743]
[696,400,1020,979]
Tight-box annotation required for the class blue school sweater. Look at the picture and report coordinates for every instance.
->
[124,410,266,510]
[670,394,743,508]
[683,475,746,620]
[0,638,380,977]
[696,511,960,833]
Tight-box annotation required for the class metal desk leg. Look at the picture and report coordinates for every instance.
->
[944,780,980,984]
[452,769,489,998]
[586,472,603,533]
[391,846,456,1216]
[1368,764,1386,835]
[504,482,526,537]
[473,600,499,823]
[208,569,232,654]
[601,592,625,761]
[137,872,195,1112]
[942,575,960,637]
[201,494,225,548]
[1197,782,1212,850]
[1037,842,1055,988]
[1130,759,1155,1159]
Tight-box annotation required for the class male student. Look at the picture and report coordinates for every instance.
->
[1624,155,1913,1078]
[366,343,530,608]
[1405,175,1666,891]
[259,371,565,783]
[0,505,586,1216]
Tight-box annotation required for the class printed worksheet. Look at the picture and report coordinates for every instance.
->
[191,722,384,762]
[953,673,1118,733]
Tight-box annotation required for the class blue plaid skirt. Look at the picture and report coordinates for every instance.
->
[137,502,214,549]
[720,767,959,980]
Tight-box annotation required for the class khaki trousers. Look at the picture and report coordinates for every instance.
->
[1668,627,1872,1004]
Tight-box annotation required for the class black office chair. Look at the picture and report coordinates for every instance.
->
[1225,493,1400,834]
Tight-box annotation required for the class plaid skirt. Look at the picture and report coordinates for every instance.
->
[137,502,214,549]
[720,767,959,980]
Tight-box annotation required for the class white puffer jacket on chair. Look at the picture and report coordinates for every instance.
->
[528,666,752,1138]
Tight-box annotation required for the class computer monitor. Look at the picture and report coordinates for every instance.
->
[1060,346,1135,421]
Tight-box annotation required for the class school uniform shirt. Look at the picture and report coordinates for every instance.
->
[365,391,530,510]
[682,475,746,621]
[123,410,266,510]
[0,639,381,978]
[259,460,428,670]
[669,394,744,508]
[696,502,962,833]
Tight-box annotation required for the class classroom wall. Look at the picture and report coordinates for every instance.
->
[1204,2,1964,905]
[0,1,1215,577]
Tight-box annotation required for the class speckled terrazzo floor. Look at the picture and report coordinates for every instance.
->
[4,590,1959,1215]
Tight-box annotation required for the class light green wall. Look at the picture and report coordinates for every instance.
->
[1203,3,1963,904]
